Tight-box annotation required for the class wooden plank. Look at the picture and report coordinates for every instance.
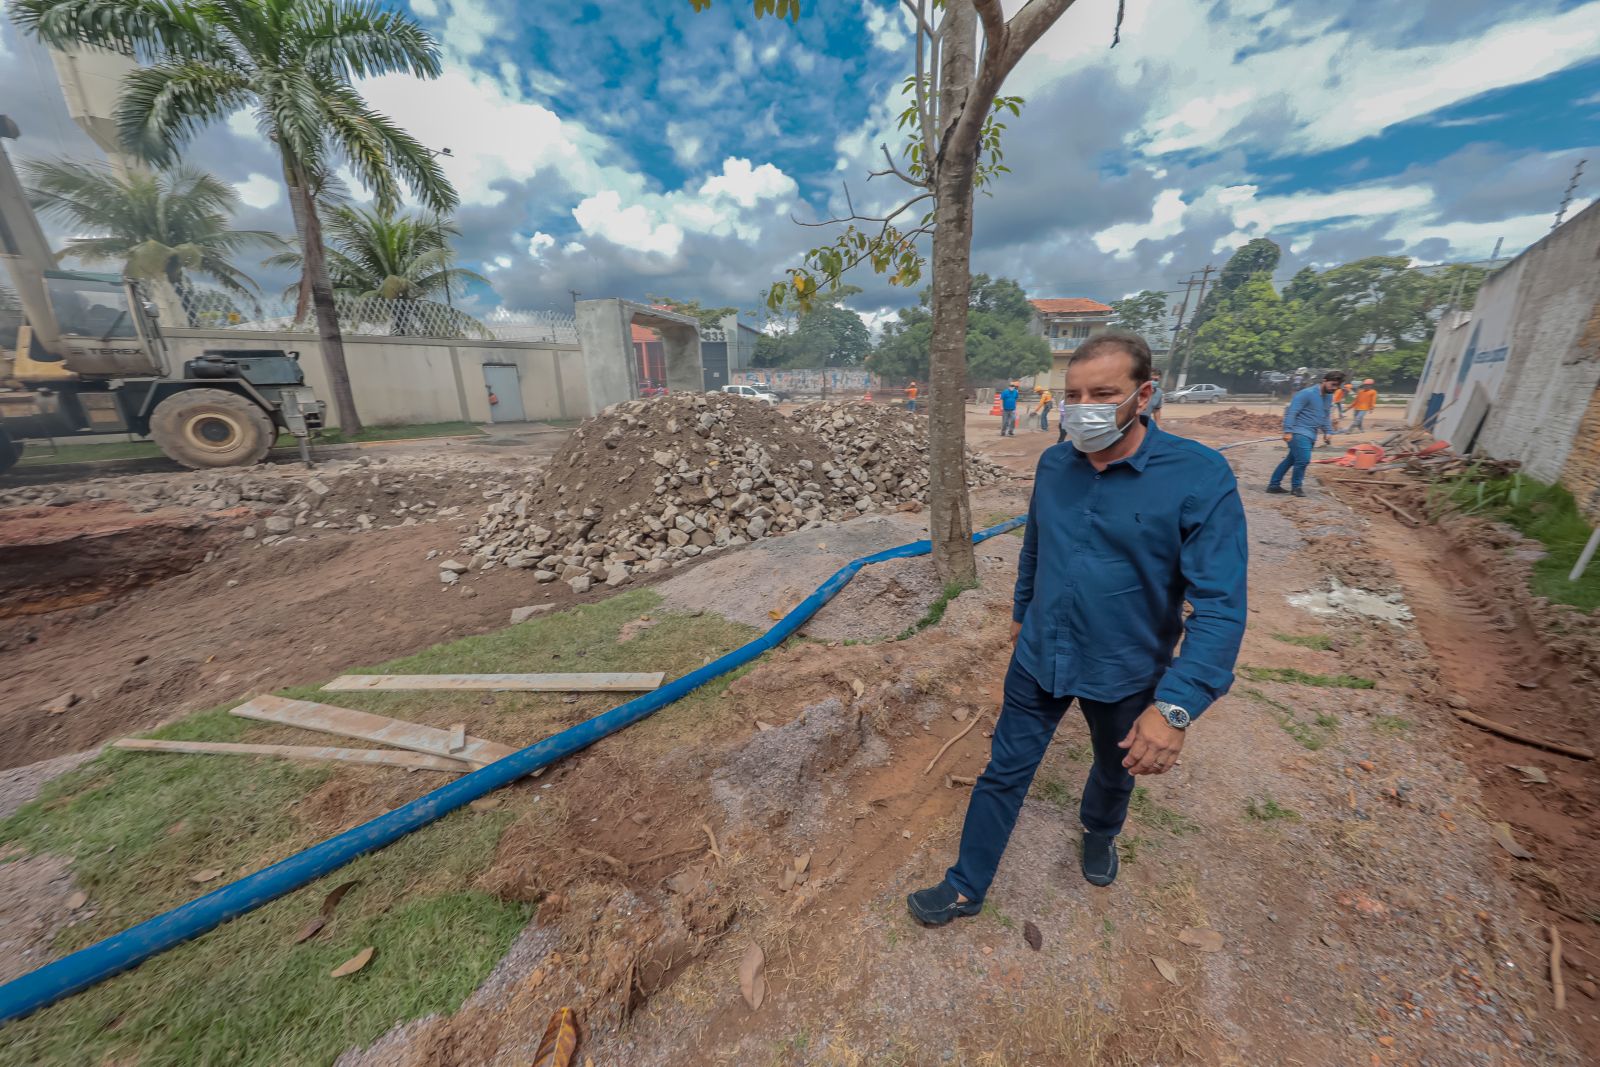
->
[448,723,466,754]
[112,738,470,772]
[322,672,666,693]
[230,694,513,767]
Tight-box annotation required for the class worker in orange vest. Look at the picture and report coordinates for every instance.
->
[905,380,919,414]
[1350,379,1379,431]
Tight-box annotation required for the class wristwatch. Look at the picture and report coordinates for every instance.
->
[1155,700,1191,730]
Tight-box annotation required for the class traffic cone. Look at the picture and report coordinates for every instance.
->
[989,393,1002,416]
[863,391,873,403]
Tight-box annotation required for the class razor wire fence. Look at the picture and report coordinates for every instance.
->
[171,287,579,344]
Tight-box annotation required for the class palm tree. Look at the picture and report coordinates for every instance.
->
[13,0,458,435]
[22,159,281,324]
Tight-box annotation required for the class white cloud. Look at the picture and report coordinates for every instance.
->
[526,231,555,257]
[1435,113,1508,128]
[666,121,704,166]
[1093,188,1188,255]
[759,41,782,64]
[1122,1,1600,157]
[1390,200,1594,260]
[1225,183,1436,232]
[863,1,913,52]
[572,190,686,257]
[698,157,797,209]
[226,109,262,141]
[410,0,439,16]
[562,241,586,255]
[232,173,281,210]
[733,34,755,76]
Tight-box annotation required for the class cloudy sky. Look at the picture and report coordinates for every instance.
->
[2,0,1598,328]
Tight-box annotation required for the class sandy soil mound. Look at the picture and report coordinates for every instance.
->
[1191,406,1285,432]
[459,396,1007,591]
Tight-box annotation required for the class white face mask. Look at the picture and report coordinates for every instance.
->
[1060,390,1142,453]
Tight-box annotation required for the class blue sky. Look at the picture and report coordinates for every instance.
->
[2,0,1598,326]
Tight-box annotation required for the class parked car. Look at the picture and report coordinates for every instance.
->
[718,383,779,405]
[1169,383,1228,404]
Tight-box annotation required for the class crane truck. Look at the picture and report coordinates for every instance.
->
[0,114,324,475]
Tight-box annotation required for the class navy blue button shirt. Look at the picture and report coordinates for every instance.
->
[1013,420,1248,717]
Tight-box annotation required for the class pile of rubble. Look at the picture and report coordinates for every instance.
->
[0,454,497,541]
[458,395,1007,592]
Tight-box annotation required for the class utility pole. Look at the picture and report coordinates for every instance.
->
[1175,264,1215,389]
[1166,275,1201,376]
[568,288,582,312]
[1553,159,1586,231]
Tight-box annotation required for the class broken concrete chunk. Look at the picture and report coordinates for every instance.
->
[510,605,555,624]
[567,575,593,594]
[43,691,78,715]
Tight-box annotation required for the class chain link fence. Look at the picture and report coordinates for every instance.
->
[173,288,579,344]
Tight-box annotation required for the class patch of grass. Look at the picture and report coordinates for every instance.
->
[294,419,486,446]
[1031,774,1076,810]
[1240,665,1375,689]
[1371,713,1412,734]
[1240,687,1337,751]
[1270,632,1333,651]
[1129,786,1199,835]
[981,512,1027,537]
[1119,834,1150,864]
[982,901,1017,930]
[897,579,977,640]
[1245,795,1300,822]
[1060,741,1090,763]
[0,588,756,1066]
[15,438,164,465]
[1439,471,1600,610]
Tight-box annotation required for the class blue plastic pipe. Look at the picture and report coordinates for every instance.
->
[0,515,1025,1024]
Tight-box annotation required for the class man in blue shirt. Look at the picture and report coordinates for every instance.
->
[1267,371,1344,498]
[908,332,1248,924]
[999,381,1020,436]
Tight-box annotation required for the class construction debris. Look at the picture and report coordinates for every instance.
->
[230,694,514,766]
[111,737,474,773]
[322,672,664,693]
[1191,406,1284,433]
[457,395,1006,581]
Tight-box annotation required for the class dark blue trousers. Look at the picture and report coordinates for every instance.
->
[945,656,1151,903]
[1269,433,1314,490]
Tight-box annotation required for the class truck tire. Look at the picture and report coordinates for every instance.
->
[0,428,23,475]
[150,388,275,469]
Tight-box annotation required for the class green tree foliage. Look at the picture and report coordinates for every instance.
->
[22,159,282,321]
[756,302,872,368]
[1289,256,1484,375]
[1191,273,1301,374]
[268,206,485,302]
[868,275,1048,382]
[1110,289,1168,337]
[1190,237,1281,334]
[645,295,738,331]
[15,0,459,434]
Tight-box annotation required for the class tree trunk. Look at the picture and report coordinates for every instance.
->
[926,1,979,587]
[285,162,362,435]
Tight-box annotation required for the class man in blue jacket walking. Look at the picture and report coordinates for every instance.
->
[1268,371,1344,498]
[907,332,1248,922]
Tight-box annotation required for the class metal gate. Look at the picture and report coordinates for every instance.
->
[482,364,525,422]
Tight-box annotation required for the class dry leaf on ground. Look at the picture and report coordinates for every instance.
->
[1178,927,1224,952]
[330,946,374,977]
[189,868,224,884]
[739,942,767,1011]
[65,891,88,910]
[292,916,327,944]
[1491,821,1534,859]
[531,1006,580,1067]
[1152,956,1180,984]
[794,852,811,875]
[1023,921,1043,951]
[1509,765,1549,785]
[850,678,865,699]
[321,880,359,915]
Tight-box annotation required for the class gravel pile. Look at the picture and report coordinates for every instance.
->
[459,395,1006,592]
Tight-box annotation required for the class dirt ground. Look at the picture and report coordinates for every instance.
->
[4,403,1597,1064]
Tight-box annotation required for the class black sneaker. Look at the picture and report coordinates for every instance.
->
[1291,487,1306,497]
[1265,485,1288,495]
[1081,832,1119,887]
[906,881,982,926]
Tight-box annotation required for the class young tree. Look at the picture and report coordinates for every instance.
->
[15,0,458,435]
[23,159,282,323]
[1110,288,1167,336]
[645,295,739,330]
[697,0,1114,585]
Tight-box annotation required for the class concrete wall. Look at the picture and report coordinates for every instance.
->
[576,299,702,411]
[1411,199,1600,519]
[734,368,879,393]
[163,328,588,428]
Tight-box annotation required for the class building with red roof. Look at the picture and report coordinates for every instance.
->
[1028,297,1116,389]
